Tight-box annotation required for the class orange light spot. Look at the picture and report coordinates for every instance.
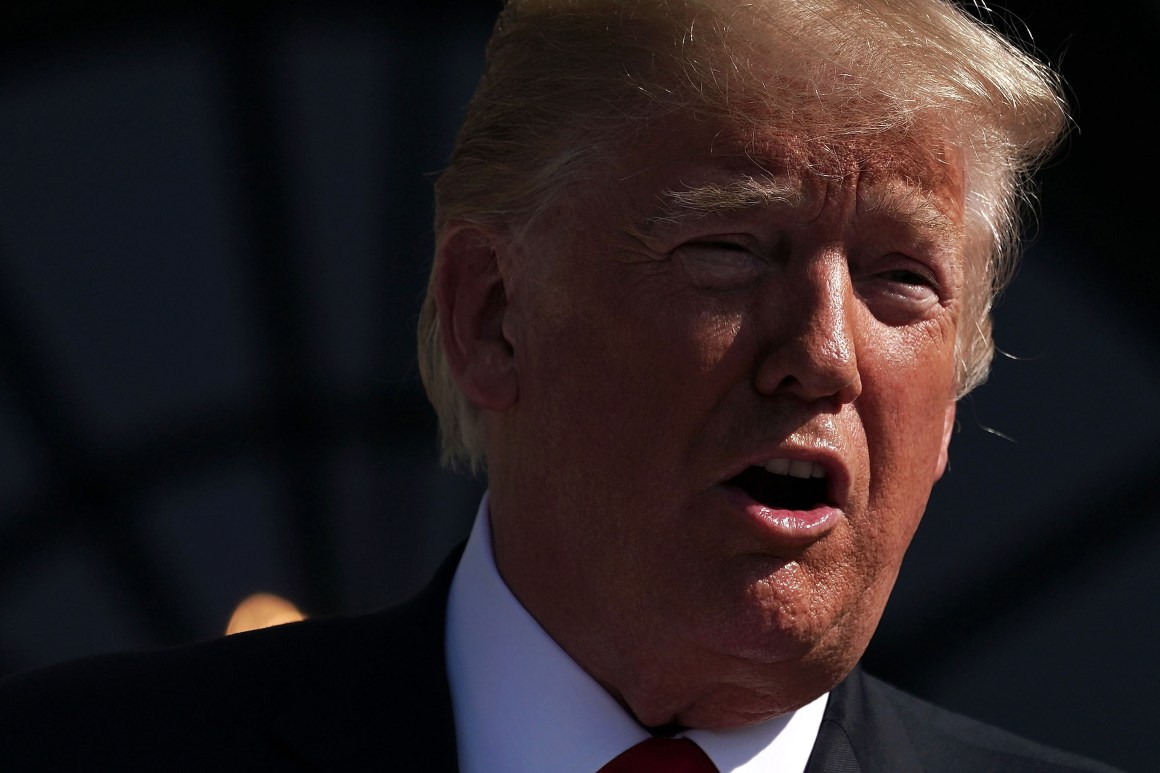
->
[225,592,305,635]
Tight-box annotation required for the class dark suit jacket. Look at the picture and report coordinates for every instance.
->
[0,551,1121,772]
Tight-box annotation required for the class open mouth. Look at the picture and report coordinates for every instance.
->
[725,460,829,511]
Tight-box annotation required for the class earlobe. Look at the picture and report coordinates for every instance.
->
[434,224,519,412]
[934,402,956,479]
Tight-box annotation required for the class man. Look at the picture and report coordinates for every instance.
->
[0,0,1120,770]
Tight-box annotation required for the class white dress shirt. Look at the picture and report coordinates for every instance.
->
[445,493,827,772]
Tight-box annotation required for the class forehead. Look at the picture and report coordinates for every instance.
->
[603,121,966,229]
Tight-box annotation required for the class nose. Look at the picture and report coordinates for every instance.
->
[753,255,863,407]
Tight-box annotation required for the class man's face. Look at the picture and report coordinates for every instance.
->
[483,122,963,727]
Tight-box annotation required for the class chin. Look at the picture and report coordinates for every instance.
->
[701,598,873,689]
[669,652,850,730]
[695,567,846,660]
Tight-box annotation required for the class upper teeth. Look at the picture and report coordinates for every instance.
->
[764,458,826,479]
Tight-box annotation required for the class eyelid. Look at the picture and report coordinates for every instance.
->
[865,249,948,289]
[673,237,767,290]
[883,266,939,288]
[684,233,758,250]
[674,238,763,264]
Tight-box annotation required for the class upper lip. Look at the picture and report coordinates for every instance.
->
[721,448,851,509]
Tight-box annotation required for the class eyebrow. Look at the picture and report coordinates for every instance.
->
[857,181,961,242]
[637,175,807,236]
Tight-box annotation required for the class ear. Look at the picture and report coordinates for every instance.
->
[934,401,956,479]
[434,223,519,412]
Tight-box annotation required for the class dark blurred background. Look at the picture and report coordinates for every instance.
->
[0,1,1155,770]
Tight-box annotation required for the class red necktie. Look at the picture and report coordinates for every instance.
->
[598,737,720,773]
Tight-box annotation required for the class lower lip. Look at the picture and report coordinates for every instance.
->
[720,485,843,546]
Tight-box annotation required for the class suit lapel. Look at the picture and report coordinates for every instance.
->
[805,666,924,773]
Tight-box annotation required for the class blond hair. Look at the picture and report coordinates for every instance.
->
[418,0,1068,472]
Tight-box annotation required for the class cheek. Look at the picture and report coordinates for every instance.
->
[515,287,741,463]
[857,322,958,546]
[862,315,958,422]
[580,292,745,394]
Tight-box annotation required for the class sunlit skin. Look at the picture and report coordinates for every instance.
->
[437,121,964,729]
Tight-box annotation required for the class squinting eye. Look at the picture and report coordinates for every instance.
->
[879,268,935,287]
[856,263,943,324]
[674,241,766,290]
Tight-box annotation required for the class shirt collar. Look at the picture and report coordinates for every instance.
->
[445,493,827,773]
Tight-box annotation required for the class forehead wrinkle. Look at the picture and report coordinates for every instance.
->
[636,175,808,238]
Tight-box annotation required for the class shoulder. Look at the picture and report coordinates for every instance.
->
[829,668,1123,773]
[0,552,462,770]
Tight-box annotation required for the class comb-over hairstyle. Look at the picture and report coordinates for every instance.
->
[418,0,1068,472]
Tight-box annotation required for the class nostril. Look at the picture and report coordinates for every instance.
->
[835,373,862,404]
